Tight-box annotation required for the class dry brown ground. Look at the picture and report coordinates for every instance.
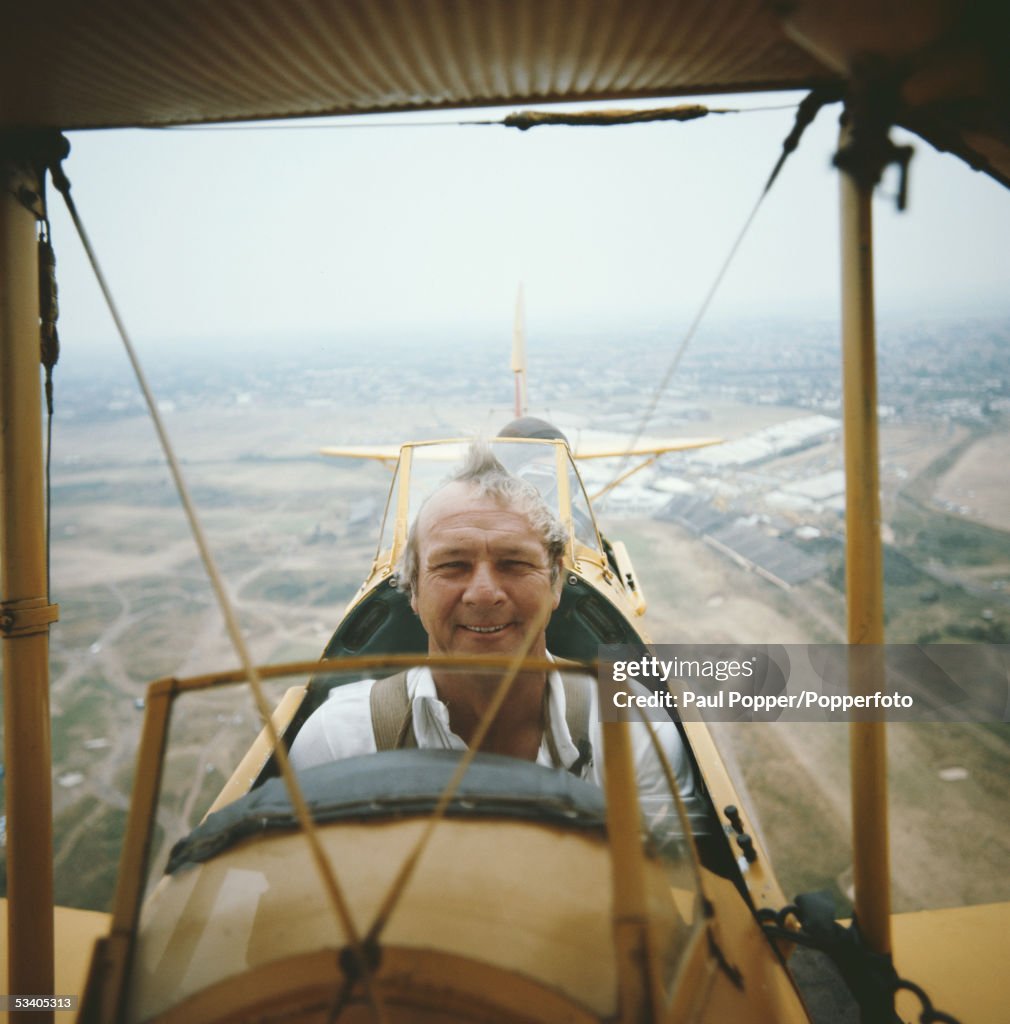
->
[618,516,1010,914]
[9,403,1009,916]
[934,431,1010,531]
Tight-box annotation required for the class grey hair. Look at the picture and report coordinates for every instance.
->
[397,440,567,598]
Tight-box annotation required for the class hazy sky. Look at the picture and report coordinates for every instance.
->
[46,90,1010,359]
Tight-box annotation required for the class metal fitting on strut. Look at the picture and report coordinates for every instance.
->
[834,57,915,210]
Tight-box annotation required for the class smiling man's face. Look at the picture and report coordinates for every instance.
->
[410,482,561,660]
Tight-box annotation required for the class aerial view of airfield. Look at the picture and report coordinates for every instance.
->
[2,94,1007,917]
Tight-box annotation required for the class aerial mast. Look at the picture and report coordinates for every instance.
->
[511,283,528,417]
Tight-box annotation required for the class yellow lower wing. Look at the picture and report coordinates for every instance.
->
[891,901,1009,1023]
[572,437,722,459]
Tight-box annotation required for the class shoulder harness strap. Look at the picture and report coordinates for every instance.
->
[369,670,416,750]
[561,672,592,746]
[559,668,594,774]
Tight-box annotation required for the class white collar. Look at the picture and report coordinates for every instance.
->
[406,660,582,771]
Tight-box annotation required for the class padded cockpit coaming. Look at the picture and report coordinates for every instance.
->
[168,750,611,873]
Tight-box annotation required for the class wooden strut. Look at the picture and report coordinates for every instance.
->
[838,117,892,962]
[0,136,58,1024]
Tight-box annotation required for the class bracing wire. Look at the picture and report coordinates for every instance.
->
[603,188,767,493]
[321,607,554,1021]
[600,86,842,496]
[636,711,707,899]
[45,395,53,599]
[365,608,552,943]
[48,160,389,1023]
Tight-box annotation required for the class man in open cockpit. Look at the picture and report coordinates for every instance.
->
[290,443,701,826]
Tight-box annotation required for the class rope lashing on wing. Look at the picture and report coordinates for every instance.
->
[600,85,843,496]
[38,225,59,396]
[46,145,389,1024]
[503,103,724,130]
[38,208,59,602]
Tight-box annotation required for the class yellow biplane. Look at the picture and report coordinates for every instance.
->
[1,3,1008,1023]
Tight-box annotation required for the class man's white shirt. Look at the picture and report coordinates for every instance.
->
[290,665,705,833]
